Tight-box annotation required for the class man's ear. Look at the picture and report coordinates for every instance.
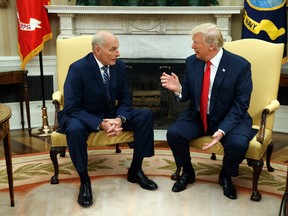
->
[94,46,101,55]
[210,43,218,51]
[209,44,215,50]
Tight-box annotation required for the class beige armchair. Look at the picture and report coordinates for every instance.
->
[171,39,284,201]
[50,36,134,184]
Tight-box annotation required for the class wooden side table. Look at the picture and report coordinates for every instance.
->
[280,73,288,88]
[286,167,288,216]
[279,165,288,216]
[0,103,14,207]
[0,69,31,136]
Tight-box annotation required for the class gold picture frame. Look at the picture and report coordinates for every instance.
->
[0,0,9,7]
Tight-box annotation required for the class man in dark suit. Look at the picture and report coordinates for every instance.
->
[160,23,256,200]
[58,30,158,207]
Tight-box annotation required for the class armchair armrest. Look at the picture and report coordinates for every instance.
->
[263,99,280,112]
[52,91,63,104]
[52,91,64,131]
[257,99,280,143]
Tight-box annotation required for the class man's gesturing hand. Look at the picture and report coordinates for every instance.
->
[202,130,224,150]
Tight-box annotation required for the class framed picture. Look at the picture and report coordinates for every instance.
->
[0,0,9,7]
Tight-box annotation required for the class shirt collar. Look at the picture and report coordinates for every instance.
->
[93,55,106,70]
[210,48,223,68]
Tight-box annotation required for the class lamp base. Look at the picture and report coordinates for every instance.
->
[31,106,53,138]
[31,126,52,138]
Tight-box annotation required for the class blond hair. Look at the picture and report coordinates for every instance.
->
[191,23,224,49]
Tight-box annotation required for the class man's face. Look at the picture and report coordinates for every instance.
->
[191,33,211,61]
[94,35,120,66]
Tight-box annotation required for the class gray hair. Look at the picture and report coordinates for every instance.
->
[191,23,224,49]
[91,30,114,50]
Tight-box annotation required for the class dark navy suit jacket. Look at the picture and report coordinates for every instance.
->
[58,52,132,132]
[179,48,255,137]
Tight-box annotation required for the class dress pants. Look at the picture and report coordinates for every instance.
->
[166,113,250,177]
[63,108,155,173]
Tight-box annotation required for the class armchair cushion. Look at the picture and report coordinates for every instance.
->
[51,130,134,148]
[189,126,272,160]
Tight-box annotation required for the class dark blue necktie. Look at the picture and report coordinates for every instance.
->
[102,66,112,106]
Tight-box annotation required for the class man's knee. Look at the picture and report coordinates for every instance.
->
[132,108,153,123]
[139,108,153,119]
[224,135,249,153]
[167,124,180,141]
[65,120,88,138]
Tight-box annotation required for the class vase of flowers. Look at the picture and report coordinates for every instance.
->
[187,0,219,6]
[166,0,179,6]
[112,0,140,6]
[187,0,207,6]
[139,0,156,6]
[75,0,100,5]
[210,0,219,5]
[156,0,167,6]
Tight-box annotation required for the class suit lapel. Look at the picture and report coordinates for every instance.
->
[87,53,107,97]
[209,50,229,112]
[194,61,205,109]
[109,65,117,102]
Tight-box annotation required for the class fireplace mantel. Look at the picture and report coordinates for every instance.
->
[46,5,242,15]
[46,6,242,40]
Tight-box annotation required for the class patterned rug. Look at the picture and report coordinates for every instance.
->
[0,148,286,195]
[0,148,286,216]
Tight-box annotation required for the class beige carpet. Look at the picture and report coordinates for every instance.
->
[0,148,286,216]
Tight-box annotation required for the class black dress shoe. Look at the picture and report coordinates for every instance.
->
[219,175,237,200]
[127,169,158,190]
[172,172,195,192]
[77,182,93,207]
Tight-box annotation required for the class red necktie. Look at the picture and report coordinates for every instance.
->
[200,61,211,133]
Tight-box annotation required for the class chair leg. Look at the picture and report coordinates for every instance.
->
[59,147,66,157]
[247,158,264,201]
[50,147,65,184]
[279,191,288,216]
[127,142,134,149]
[211,153,216,160]
[115,144,121,153]
[171,166,181,181]
[266,141,274,172]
